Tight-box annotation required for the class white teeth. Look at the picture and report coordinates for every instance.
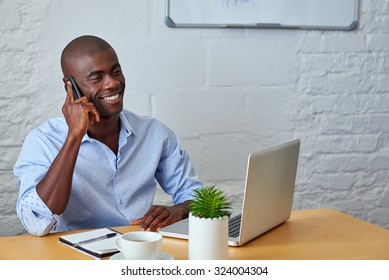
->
[102,93,120,101]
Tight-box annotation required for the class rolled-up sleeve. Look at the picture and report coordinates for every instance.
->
[14,130,61,236]
[17,189,60,236]
[155,126,202,204]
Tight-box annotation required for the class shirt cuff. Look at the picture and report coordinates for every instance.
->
[20,189,60,236]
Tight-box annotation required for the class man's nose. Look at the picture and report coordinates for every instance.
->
[103,75,121,89]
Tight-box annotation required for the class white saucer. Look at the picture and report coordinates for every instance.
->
[109,251,174,260]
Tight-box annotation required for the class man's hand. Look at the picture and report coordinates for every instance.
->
[130,201,191,231]
[62,81,100,139]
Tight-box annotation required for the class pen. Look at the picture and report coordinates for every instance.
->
[76,232,117,246]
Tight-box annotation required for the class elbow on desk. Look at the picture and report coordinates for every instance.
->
[18,208,57,237]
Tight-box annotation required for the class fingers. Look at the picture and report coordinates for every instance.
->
[129,219,142,226]
[90,106,100,124]
[137,206,173,231]
[63,85,100,126]
[78,102,100,124]
[64,81,74,104]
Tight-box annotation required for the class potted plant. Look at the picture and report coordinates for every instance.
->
[188,185,232,260]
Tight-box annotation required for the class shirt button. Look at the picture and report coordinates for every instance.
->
[120,199,123,204]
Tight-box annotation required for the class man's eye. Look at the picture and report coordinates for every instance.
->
[90,75,103,81]
[113,68,122,75]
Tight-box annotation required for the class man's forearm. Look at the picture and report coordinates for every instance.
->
[36,134,82,214]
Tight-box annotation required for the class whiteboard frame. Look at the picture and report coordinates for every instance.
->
[165,0,359,31]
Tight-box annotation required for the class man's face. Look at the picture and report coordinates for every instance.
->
[68,48,125,118]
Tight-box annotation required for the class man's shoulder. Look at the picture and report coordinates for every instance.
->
[28,117,67,139]
[121,110,166,130]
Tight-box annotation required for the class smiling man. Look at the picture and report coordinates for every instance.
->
[14,35,203,236]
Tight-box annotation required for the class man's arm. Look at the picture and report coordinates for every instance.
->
[35,133,82,214]
[130,201,191,231]
[36,84,99,214]
[130,123,203,231]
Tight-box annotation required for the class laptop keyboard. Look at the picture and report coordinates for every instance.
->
[228,214,242,238]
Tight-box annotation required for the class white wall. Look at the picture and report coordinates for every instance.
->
[1,0,388,236]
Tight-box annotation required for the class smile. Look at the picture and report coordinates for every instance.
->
[101,93,120,101]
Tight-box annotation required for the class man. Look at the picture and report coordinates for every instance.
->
[13,35,202,236]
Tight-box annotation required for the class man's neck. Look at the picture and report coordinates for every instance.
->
[87,114,121,155]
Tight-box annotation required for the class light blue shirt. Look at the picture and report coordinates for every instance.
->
[14,110,202,236]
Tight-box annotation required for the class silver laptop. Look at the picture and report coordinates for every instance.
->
[158,139,300,246]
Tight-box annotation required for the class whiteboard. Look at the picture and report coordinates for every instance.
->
[165,0,359,30]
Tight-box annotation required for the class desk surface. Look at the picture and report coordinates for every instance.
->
[1,209,388,260]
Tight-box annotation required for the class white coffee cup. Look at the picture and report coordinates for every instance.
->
[115,231,162,260]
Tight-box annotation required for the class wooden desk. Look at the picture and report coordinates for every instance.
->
[1,209,388,260]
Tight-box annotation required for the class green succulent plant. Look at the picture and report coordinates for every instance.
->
[189,185,232,219]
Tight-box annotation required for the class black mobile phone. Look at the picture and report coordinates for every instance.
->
[65,76,83,100]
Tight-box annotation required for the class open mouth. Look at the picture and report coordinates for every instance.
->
[101,93,120,101]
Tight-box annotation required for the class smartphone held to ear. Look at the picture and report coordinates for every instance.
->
[65,76,83,100]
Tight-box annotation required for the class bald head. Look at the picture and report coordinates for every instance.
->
[61,35,114,76]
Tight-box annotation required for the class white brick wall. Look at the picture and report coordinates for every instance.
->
[1,0,388,237]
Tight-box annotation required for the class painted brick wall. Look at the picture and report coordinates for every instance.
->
[0,0,388,237]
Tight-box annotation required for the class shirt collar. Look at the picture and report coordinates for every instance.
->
[119,111,134,137]
[81,111,134,143]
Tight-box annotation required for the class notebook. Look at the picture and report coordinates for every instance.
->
[158,139,300,246]
[59,227,122,258]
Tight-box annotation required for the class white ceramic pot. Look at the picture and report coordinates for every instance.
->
[188,213,229,260]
